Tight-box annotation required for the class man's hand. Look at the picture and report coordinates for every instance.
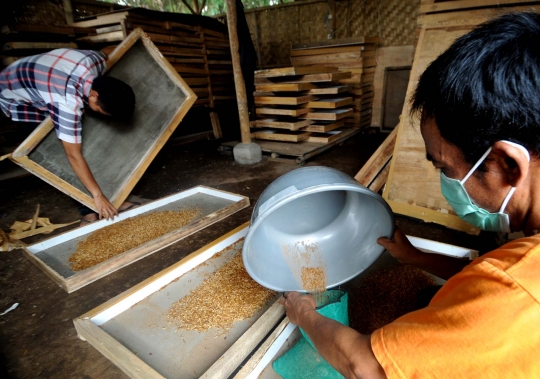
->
[279,292,317,325]
[377,228,423,265]
[93,193,118,220]
[61,140,119,220]
[378,227,470,280]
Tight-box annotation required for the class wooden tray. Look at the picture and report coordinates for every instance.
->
[74,223,285,379]
[23,186,249,293]
[9,29,197,212]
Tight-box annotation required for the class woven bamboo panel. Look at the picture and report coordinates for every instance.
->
[244,0,421,68]
[361,0,420,46]
[12,0,67,26]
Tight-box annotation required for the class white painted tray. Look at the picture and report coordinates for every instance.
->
[24,186,249,293]
[73,223,284,379]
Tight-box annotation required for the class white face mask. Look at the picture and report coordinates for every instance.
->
[440,140,530,233]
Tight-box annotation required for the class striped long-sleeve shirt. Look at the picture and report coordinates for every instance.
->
[0,49,107,143]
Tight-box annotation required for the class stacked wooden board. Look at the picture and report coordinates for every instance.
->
[72,8,235,109]
[0,24,94,70]
[253,66,355,144]
[290,37,381,129]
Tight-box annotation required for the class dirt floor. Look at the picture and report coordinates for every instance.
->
[0,130,498,378]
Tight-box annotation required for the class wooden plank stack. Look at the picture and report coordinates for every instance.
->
[290,37,381,129]
[0,24,94,70]
[72,9,235,109]
[253,66,355,144]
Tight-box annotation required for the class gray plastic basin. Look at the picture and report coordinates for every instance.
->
[243,166,395,292]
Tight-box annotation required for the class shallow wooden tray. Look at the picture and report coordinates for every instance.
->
[24,186,249,293]
[74,223,284,379]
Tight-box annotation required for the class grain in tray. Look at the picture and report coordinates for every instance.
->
[69,208,201,271]
[167,252,276,332]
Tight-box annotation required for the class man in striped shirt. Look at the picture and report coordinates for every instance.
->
[0,48,136,223]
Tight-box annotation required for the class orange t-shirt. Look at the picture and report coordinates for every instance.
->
[371,236,540,379]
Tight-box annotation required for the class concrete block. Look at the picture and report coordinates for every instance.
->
[233,142,262,165]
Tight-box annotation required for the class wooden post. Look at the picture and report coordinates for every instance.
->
[63,0,74,25]
[225,0,252,144]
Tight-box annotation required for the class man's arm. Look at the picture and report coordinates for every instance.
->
[61,140,118,220]
[281,293,387,379]
[378,228,469,280]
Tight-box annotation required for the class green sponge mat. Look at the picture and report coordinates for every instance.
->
[273,290,348,379]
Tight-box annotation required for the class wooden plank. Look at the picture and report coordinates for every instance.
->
[251,130,311,142]
[70,12,129,28]
[96,24,123,34]
[307,97,353,109]
[368,161,391,193]
[301,119,345,132]
[210,111,222,139]
[255,83,315,92]
[307,85,351,95]
[302,108,353,120]
[77,30,124,43]
[354,126,397,186]
[254,95,312,105]
[233,317,291,379]
[254,71,351,84]
[1,24,92,35]
[252,118,312,130]
[292,36,382,50]
[199,300,285,379]
[254,66,338,78]
[74,319,163,379]
[419,0,540,14]
[290,44,376,57]
[255,107,309,117]
[291,50,375,65]
[2,42,77,51]
[306,130,343,143]
[416,5,539,26]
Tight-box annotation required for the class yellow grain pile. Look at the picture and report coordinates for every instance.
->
[349,265,437,334]
[167,252,276,332]
[69,208,201,271]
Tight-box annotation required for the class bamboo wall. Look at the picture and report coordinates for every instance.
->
[221,0,421,68]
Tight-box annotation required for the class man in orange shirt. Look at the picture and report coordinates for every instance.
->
[281,12,540,379]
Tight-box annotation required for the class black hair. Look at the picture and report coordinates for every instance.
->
[91,76,135,120]
[411,12,540,164]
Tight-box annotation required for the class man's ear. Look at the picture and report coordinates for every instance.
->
[491,141,530,187]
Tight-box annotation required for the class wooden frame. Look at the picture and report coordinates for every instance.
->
[23,186,249,293]
[382,26,481,234]
[9,28,197,212]
[74,223,285,379]
[370,46,414,130]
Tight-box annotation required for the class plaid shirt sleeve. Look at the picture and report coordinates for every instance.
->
[0,49,107,144]
[53,51,107,144]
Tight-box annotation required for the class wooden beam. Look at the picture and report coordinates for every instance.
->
[419,0,540,14]
[354,126,397,187]
[226,0,251,144]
